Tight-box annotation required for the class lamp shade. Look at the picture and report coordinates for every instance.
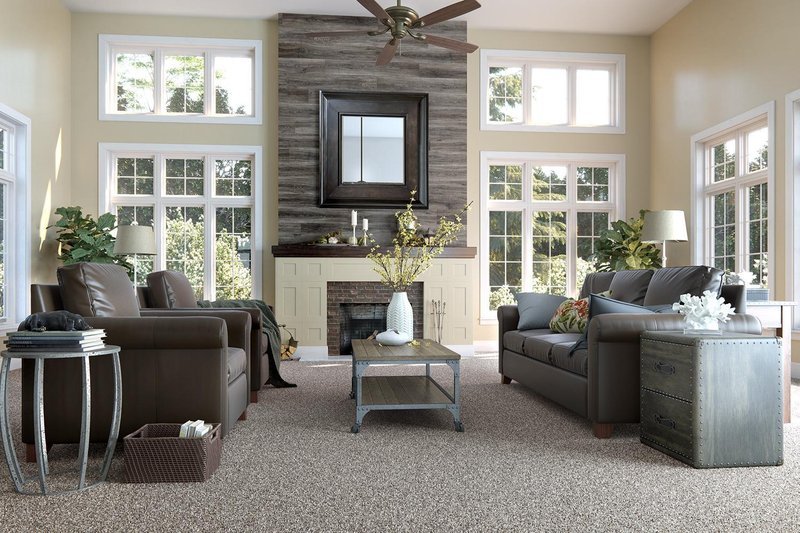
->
[114,225,156,255]
[640,210,688,243]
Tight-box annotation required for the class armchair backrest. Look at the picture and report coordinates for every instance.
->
[31,284,62,313]
[57,263,140,317]
[146,270,198,308]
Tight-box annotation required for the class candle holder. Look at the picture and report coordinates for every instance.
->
[348,224,358,246]
[362,229,369,246]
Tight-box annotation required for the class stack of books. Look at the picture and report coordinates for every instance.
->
[4,329,106,353]
[179,420,213,438]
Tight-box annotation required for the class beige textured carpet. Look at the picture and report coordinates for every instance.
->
[0,355,798,532]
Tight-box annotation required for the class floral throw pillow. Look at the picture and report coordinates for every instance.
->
[549,298,589,333]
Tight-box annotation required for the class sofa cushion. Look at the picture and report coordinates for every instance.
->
[608,269,654,305]
[551,344,588,376]
[523,333,582,364]
[227,347,247,384]
[570,294,655,354]
[578,271,616,299]
[549,298,589,333]
[515,293,568,330]
[643,266,724,306]
[57,263,140,317]
[503,329,551,355]
[146,270,199,308]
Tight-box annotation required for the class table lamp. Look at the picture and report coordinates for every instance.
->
[114,224,156,256]
[641,210,688,267]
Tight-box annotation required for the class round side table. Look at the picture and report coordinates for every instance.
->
[0,345,122,495]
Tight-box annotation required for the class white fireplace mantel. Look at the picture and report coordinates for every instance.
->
[274,256,475,356]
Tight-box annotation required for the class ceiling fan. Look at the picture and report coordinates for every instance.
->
[307,0,481,65]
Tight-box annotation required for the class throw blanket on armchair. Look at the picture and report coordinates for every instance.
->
[196,299,283,373]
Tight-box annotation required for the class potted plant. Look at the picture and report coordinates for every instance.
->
[50,206,132,273]
[592,210,662,271]
[367,192,470,339]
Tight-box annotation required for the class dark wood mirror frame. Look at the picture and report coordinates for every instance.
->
[319,91,428,208]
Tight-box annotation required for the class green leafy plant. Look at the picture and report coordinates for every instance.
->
[50,206,132,272]
[592,210,662,272]
[368,192,471,292]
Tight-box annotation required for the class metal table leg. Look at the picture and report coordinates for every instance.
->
[447,360,464,432]
[77,355,91,490]
[0,358,24,492]
[99,351,122,482]
[352,361,368,433]
[33,358,49,494]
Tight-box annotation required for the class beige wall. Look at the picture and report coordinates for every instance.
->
[0,0,72,284]
[651,0,800,362]
[467,29,652,341]
[69,13,279,302]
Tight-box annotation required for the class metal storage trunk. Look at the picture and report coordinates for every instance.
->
[640,331,783,468]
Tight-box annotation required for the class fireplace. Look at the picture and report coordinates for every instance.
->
[327,281,423,355]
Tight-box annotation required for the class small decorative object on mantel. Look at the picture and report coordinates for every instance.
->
[431,299,446,344]
[672,290,734,334]
[367,191,471,339]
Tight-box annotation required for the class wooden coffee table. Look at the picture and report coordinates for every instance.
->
[350,339,463,433]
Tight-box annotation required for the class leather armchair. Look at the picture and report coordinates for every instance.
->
[142,270,271,402]
[22,264,251,457]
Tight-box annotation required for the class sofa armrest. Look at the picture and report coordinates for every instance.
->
[497,305,520,375]
[139,309,251,352]
[85,316,228,349]
[589,312,762,345]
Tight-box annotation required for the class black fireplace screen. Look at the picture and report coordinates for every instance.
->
[339,303,387,355]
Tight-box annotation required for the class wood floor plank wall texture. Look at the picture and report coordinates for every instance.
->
[278,14,468,245]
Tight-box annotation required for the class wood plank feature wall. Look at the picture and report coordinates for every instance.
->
[278,13,468,245]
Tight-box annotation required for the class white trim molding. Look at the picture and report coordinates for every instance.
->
[480,49,625,134]
[98,34,263,125]
[786,88,800,330]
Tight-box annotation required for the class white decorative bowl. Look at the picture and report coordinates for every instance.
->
[375,330,411,346]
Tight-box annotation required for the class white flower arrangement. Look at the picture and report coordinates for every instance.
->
[723,270,756,286]
[672,290,735,331]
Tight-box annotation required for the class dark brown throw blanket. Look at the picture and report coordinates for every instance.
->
[197,299,295,387]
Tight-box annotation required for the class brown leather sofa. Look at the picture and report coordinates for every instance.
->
[22,263,251,456]
[140,270,271,402]
[498,266,763,438]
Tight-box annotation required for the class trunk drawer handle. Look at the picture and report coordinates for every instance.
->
[654,414,676,429]
[654,361,676,375]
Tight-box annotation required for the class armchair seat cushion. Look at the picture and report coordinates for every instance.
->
[227,347,247,384]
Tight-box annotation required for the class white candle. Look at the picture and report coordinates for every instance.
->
[362,218,368,231]
[351,210,357,226]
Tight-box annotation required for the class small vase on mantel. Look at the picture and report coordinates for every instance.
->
[386,292,414,340]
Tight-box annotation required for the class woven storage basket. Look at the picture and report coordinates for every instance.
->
[124,423,222,483]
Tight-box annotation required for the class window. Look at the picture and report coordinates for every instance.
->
[481,50,625,133]
[0,104,30,332]
[99,144,262,299]
[99,35,262,124]
[785,89,800,331]
[691,104,774,293]
[480,152,625,321]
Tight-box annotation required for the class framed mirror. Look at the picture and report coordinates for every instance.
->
[319,91,428,208]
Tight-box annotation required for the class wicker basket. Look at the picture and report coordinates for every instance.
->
[124,423,222,483]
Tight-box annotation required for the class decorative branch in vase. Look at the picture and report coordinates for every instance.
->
[367,191,471,340]
[431,299,446,344]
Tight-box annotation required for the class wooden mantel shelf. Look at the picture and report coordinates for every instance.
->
[271,244,477,258]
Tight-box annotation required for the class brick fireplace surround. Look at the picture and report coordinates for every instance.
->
[326,282,424,355]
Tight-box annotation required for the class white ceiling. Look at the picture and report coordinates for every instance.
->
[61,0,693,35]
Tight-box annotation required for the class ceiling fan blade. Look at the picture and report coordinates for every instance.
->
[416,0,481,28]
[306,30,374,37]
[421,34,479,53]
[357,0,392,22]
[376,39,398,66]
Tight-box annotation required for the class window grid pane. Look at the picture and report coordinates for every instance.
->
[165,206,205,298]
[532,211,567,295]
[747,183,768,287]
[746,127,768,173]
[215,207,253,299]
[711,139,735,183]
[530,67,568,126]
[166,158,205,196]
[576,211,609,293]
[575,69,611,126]
[116,157,154,195]
[215,159,252,197]
[115,52,155,113]
[532,166,567,201]
[165,55,205,114]
[488,164,522,200]
[488,210,522,310]
[214,56,253,116]
[711,191,736,273]
[488,67,523,123]
[576,167,610,202]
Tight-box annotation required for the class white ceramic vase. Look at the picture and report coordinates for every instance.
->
[386,292,414,340]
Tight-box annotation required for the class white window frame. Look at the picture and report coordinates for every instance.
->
[480,49,625,134]
[480,151,626,323]
[690,102,775,295]
[786,88,800,334]
[98,143,263,299]
[99,34,262,124]
[0,103,31,333]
